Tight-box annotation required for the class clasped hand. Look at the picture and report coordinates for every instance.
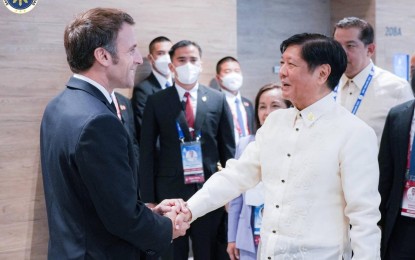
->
[150,199,193,239]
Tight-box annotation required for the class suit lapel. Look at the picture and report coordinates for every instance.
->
[194,85,208,133]
[242,97,254,133]
[396,101,415,176]
[148,72,163,93]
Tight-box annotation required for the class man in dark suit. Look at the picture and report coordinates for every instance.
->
[131,36,173,141]
[40,8,188,259]
[139,40,235,260]
[379,99,415,259]
[215,56,255,143]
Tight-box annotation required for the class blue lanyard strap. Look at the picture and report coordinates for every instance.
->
[333,66,375,115]
[176,121,202,142]
[176,122,185,143]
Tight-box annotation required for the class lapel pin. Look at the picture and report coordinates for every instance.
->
[119,105,126,111]
[202,96,207,102]
[243,101,250,107]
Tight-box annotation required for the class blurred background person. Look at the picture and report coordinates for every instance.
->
[215,56,255,145]
[333,17,413,144]
[227,83,291,260]
[131,36,173,141]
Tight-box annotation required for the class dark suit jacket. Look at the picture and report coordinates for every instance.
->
[139,84,235,203]
[131,73,163,141]
[241,96,255,134]
[378,99,415,258]
[114,92,140,171]
[40,76,172,260]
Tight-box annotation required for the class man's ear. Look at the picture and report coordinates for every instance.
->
[367,43,376,57]
[318,64,331,85]
[168,63,175,74]
[94,47,111,67]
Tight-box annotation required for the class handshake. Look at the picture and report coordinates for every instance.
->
[148,199,193,239]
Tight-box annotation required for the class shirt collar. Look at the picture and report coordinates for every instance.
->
[295,92,336,128]
[223,89,242,103]
[73,74,112,104]
[339,60,374,90]
[152,69,173,89]
[175,82,199,100]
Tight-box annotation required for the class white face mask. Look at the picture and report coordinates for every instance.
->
[221,72,243,92]
[153,54,171,76]
[175,63,201,85]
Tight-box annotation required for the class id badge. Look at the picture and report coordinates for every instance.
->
[253,204,264,246]
[401,174,415,218]
[181,141,205,184]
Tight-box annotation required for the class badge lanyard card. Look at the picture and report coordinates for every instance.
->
[401,136,415,218]
[176,122,205,184]
[253,204,264,246]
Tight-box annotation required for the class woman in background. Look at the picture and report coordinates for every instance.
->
[226,83,291,260]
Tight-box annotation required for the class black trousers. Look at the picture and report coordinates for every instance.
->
[385,215,415,260]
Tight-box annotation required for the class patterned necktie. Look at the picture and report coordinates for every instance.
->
[235,98,246,136]
[184,92,195,129]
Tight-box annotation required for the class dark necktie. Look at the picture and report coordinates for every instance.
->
[184,92,195,129]
[235,98,246,136]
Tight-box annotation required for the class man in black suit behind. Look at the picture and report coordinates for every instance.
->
[139,40,235,260]
[131,36,173,141]
[379,99,415,259]
[40,8,188,260]
[215,56,255,144]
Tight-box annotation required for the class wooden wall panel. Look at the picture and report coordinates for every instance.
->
[0,0,236,258]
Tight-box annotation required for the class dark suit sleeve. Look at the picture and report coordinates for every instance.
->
[131,83,151,142]
[76,114,171,252]
[138,95,159,203]
[378,110,394,227]
[218,94,236,166]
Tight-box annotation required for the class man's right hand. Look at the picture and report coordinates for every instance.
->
[164,206,190,239]
[227,242,240,260]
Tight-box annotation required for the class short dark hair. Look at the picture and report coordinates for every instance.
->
[334,17,374,45]
[149,36,171,54]
[216,56,239,74]
[280,33,347,90]
[169,40,202,60]
[64,8,134,73]
[254,83,291,130]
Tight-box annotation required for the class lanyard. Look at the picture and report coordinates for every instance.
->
[176,121,201,142]
[333,66,374,115]
[407,134,415,178]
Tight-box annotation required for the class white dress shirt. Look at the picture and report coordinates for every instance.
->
[188,93,381,259]
[223,90,249,144]
[336,61,413,144]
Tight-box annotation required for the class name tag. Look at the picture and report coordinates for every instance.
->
[253,204,264,246]
[181,141,205,184]
[401,175,415,218]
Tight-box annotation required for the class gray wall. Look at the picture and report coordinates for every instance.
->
[237,0,331,101]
